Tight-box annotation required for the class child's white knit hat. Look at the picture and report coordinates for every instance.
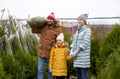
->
[56,33,64,42]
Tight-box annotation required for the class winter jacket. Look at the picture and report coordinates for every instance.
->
[49,43,72,76]
[70,25,91,68]
[31,21,62,58]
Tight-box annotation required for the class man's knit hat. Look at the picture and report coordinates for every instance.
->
[56,33,64,42]
[78,14,88,22]
[47,12,56,21]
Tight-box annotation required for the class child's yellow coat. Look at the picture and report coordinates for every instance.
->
[49,46,72,76]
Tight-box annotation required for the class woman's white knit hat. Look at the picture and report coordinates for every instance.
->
[56,33,64,42]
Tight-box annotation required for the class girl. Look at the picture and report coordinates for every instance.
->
[49,33,72,79]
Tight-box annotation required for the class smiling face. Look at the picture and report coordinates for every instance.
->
[78,18,86,26]
[56,40,63,47]
[47,19,54,26]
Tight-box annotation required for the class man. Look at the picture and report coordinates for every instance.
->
[31,12,62,79]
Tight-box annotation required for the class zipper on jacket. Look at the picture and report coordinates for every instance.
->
[75,29,80,50]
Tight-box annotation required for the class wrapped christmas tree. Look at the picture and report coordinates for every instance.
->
[27,16,47,29]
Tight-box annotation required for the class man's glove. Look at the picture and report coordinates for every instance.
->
[49,68,52,73]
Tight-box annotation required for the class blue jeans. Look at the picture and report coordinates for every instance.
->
[38,56,53,79]
[76,68,89,79]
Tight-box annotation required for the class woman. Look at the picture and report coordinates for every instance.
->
[70,14,91,79]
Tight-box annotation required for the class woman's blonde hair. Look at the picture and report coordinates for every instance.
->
[86,24,94,40]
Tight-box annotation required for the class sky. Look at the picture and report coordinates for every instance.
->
[0,0,120,24]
